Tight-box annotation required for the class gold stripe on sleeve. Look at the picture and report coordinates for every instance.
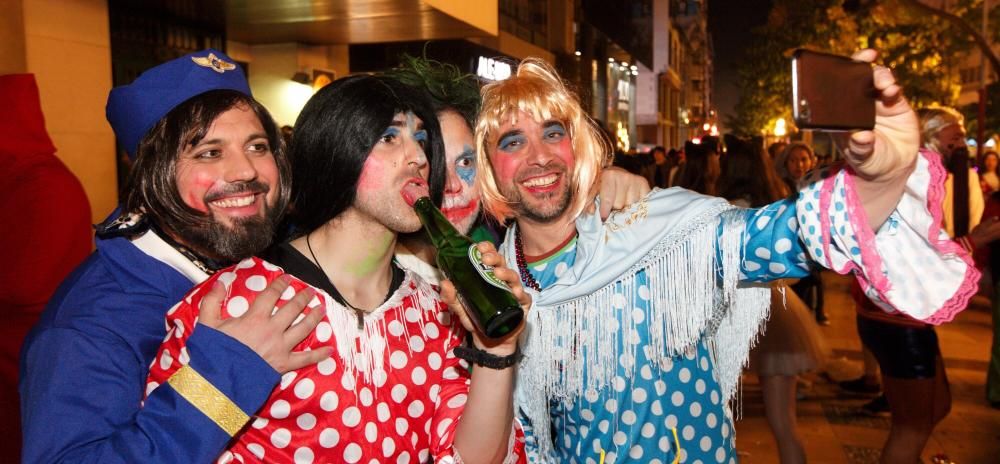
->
[167,365,250,436]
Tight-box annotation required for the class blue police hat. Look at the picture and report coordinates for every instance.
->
[106,49,252,159]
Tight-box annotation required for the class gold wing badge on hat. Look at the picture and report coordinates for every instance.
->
[191,53,236,73]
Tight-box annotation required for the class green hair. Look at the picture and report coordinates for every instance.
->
[385,54,481,129]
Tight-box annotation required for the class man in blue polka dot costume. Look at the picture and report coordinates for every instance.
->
[471,53,978,463]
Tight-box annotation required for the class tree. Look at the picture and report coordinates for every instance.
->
[728,0,991,137]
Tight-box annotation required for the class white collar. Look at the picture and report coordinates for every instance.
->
[131,230,210,284]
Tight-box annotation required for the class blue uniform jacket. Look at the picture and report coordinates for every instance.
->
[19,234,279,463]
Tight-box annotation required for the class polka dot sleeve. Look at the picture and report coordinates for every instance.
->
[796,152,979,324]
[732,199,812,282]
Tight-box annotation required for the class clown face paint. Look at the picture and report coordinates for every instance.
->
[490,110,576,223]
[353,111,430,234]
[439,110,480,234]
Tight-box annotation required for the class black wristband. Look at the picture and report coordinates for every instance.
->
[453,344,522,370]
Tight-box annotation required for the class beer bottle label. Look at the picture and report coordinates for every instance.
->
[468,245,513,291]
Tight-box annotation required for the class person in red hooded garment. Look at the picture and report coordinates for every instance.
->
[0,74,92,461]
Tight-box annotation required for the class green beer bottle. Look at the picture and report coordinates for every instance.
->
[412,197,524,339]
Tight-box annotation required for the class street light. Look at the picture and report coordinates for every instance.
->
[774,117,787,137]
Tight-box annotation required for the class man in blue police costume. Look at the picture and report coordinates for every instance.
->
[19,50,331,463]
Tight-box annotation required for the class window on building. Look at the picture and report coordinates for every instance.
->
[500,0,549,48]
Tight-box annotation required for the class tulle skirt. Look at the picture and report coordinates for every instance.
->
[749,283,830,377]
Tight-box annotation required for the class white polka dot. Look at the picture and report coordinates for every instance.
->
[613,431,627,446]
[317,357,336,375]
[711,390,720,405]
[409,336,425,352]
[388,320,405,337]
[436,417,454,438]
[629,445,644,459]
[598,420,609,433]
[378,436,395,457]
[700,436,713,452]
[297,412,316,430]
[706,412,718,428]
[280,371,298,390]
[654,380,667,395]
[700,356,710,371]
[247,443,265,459]
[366,422,378,443]
[342,406,361,427]
[319,428,340,448]
[217,451,234,464]
[391,384,408,403]
[611,292,627,309]
[640,365,653,380]
[343,443,362,463]
[585,388,600,403]
[294,379,315,399]
[270,400,290,419]
[633,387,648,403]
[359,387,374,408]
[280,285,296,300]
[218,271,237,286]
[145,381,159,397]
[605,398,618,414]
[418,450,429,463]
[405,307,420,322]
[665,414,678,429]
[696,379,706,394]
[622,410,637,425]
[671,391,684,406]
[638,285,651,300]
[612,376,626,392]
[429,385,441,403]
[754,247,771,260]
[756,215,771,229]
[424,322,440,339]
[390,351,408,369]
[447,394,468,409]
[744,260,761,272]
[555,262,569,277]
[373,369,388,387]
[395,417,409,435]
[320,391,338,411]
[252,417,268,429]
[294,447,314,464]
[341,372,356,390]
[659,436,670,452]
[227,296,249,317]
[651,400,663,415]
[442,366,460,380]
[722,422,730,438]
[315,322,332,342]
[428,353,442,370]
[411,367,427,385]
[642,422,656,438]
[270,428,291,448]
[774,238,792,253]
[159,350,173,370]
[683,425,695,440]
[580,408,595,421]
[245,275,267,291]
[716,447,727,463]
[690,402,702,417]
[407,400,425,417]
[769,262,786,274]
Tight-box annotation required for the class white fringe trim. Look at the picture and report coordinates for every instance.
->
[323,271,442,390]
[518,207,771,458]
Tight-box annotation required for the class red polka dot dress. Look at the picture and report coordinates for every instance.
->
[145,257,525,463]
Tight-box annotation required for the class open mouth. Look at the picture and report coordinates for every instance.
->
[400,178,430,206]
[442,197,479,222]
[520,173,560,190]
[208,194,257,209]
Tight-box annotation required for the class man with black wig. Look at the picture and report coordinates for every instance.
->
[20,50,328,463]
[143,72,530,462]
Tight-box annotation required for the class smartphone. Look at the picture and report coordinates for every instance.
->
[791,49,876,131]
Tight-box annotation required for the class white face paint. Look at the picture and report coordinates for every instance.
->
[438,111,480,234]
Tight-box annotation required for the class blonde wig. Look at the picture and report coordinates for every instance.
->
[917,106,964,154]
[474,57,612,223]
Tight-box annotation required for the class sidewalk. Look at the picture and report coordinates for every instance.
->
[733,272,1000,464]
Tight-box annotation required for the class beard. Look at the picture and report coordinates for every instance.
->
[352,186,423,234]
[500,168,573,223]
[180,209,280,262]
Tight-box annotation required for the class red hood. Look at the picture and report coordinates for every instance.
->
[0,74,56,159]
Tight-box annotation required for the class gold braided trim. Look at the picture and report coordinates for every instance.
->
[167,365,249,436]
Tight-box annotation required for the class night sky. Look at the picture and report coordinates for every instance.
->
[708,0,773,129]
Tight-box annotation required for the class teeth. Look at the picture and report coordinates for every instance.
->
[522,174,558,188]
[442,195,472,209]
[210,195,255,208]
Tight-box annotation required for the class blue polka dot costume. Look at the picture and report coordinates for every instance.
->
[518,199,807,464]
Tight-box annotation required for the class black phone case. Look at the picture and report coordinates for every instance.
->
[791,49,876,131]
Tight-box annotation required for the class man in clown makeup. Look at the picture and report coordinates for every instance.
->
[473,53,978,462]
